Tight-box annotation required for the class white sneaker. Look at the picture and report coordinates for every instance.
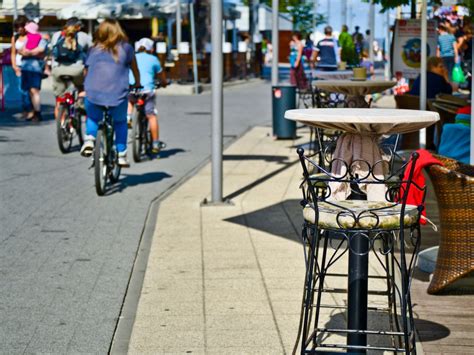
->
[80,136,95,157]
[118,151,130,168]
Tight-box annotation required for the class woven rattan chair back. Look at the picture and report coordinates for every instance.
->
[426,155,474,294]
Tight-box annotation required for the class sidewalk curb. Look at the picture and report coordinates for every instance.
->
[109,124,257,354]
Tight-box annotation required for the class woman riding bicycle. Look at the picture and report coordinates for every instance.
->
[128,37,168,154]
[80,19,141,167]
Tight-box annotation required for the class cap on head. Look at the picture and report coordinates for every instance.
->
[25,21,39,34]
[138,37,154,52]
[66,17,83,27]
[324,26,332,35]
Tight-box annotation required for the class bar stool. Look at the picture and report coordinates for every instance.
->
[293,148,425,354]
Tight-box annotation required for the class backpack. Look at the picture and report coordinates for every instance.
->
[53,33,82,64]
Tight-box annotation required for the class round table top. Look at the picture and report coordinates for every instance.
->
[285,108,440,135]
[314,70,354,81]
[314,79,397,96]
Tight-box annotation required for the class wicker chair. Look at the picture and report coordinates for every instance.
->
[426,155,474,294]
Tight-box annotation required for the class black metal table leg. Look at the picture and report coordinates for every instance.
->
[347,233,369,354]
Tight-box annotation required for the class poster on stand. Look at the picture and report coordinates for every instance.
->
[392,19,438,79]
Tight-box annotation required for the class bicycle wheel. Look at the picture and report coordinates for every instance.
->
[109,146,121,183]
[75,110,87,147]
[56,104,73,153]
[94,129,108,196]
[143,119,153,156]
[132,108,143,163]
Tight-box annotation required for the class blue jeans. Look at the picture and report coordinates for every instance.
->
[18,75,32,112]
[85,98,128,153]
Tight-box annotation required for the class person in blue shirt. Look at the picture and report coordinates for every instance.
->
[437,23,458,80]
[312,26,340,71]
[81,19,141,167]
[128,38,168,153]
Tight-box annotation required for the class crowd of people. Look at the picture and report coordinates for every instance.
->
[401,11,472,99]
[10,16,167,167]
[289,11,472,99]
[289,24,380,88]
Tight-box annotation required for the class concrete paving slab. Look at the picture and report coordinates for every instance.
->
[126,125,434,354]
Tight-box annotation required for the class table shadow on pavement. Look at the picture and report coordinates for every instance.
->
[223,158,299,201]
[224,199,302,243]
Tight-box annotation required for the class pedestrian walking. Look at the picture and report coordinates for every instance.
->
[289,32,308,89]
[339,25,357,66]
[9,16,33,119]
[312,26,340,71]
[437,23,458,81]
[18,20,48,121]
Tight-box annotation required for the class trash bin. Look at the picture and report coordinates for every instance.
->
[272,85,296,139]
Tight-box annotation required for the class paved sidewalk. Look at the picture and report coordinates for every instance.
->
[126,125,421,354]
[128,126,306,354]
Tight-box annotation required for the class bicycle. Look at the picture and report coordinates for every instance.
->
[93,106,121,196]
[129,82,167,163]
[55,75,86,153]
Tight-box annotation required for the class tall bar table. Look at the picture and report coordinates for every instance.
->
[285,108,439,353]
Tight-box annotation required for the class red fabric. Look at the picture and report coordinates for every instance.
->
[401,149,443,224]
[457,106,471,115]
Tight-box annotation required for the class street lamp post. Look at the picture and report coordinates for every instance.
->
[271,0,279,86]
[176,0,182,47]
[13,0,18,20]
[369,0,375,63]
[419,0,427,147]
[211,0,223,203]
[189,0,199,95]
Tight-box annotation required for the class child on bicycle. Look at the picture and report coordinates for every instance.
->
[81,19,141,167]
[128,37,167,154]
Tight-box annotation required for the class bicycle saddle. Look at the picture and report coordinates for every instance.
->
[59,75,73,81]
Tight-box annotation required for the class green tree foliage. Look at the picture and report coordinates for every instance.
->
[363,0,442,12]
[243,0,326,35]
[287,1,326,35]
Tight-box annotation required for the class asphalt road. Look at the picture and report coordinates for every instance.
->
[0,80,271,353]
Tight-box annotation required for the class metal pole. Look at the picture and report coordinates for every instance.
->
[211,0,223,203]
[88,20,93,36]
[167,17,174,55]
[384,10,391,80]
[419,0,427,147]
[348,0,352,31]
[271,0,279,86]
[312,0,318,30]
[369,0,375,63]
[327,0,330,22]
[342,1,347,26]
[13,0,18,20]
[176,0,182,47]
[471,44,474,164]
[190,1,199,95]
[232,20,238,51]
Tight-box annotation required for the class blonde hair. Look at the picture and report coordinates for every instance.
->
[94,19,128,62]
[63,25,77,51]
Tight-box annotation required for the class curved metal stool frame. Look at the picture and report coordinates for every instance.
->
[293,148,425,354]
